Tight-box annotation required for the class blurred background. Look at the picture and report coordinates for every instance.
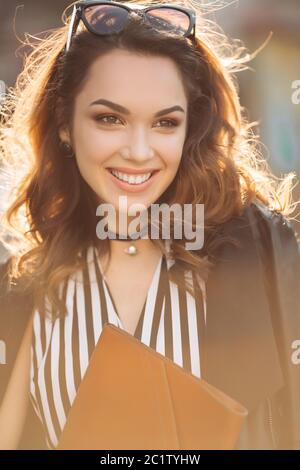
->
[0,0,299,261]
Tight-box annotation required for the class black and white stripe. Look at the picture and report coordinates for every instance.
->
[30,242,206,449]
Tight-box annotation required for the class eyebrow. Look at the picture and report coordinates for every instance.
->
[89,99,185,117]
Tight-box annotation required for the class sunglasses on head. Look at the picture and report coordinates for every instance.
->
[65,1,197,52]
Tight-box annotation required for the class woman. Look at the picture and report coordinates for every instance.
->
[0,0,299,450]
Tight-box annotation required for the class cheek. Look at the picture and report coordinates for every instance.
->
[164,129,185,163]
[164,144,183,174]
[73,118,119,165]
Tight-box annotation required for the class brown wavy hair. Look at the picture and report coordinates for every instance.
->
[0,0,297,318]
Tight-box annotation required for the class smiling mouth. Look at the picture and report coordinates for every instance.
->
[107,168,159,185]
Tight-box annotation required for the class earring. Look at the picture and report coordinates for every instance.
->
[60,141,74,159]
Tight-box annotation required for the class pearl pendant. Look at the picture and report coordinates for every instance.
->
[124,244,138,255]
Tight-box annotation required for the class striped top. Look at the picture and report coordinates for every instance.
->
[29,241,207,449]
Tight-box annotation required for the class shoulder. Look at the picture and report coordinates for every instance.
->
[0,255,34,322]
[209,200,300,284]
[221,199,299,253]
[246,199,298,238]
[245,200,300,262]
[0,255,34,404]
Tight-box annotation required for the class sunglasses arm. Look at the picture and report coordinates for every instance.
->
[191,23,196,39]
[65,5,82,52]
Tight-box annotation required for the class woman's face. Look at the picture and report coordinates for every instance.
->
[60,49,188,217]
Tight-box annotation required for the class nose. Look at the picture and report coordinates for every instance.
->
[122,127,155,162]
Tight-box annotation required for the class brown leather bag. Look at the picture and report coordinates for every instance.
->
[57,323,248,450]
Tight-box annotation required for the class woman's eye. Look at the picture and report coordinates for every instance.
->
[94,114,179,128]
[155,119,179,128]
[94,115,123,125]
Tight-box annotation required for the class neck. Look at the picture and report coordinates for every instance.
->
[96,238,163,272]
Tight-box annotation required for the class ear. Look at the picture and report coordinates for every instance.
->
[58,127,71,144]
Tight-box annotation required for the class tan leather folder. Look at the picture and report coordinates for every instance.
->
[57,323,248,450]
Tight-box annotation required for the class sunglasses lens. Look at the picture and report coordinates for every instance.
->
[84,5,129,35]
[83,5,191,37]
[146,8,190,36]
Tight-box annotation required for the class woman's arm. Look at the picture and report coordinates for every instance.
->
[250,201,300,448]
[0,312,33,449]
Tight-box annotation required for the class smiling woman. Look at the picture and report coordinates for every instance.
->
[0,0,300,451]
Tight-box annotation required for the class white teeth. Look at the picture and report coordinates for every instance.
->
[110,169,152,184]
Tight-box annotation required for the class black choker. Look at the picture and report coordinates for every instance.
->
[106,228,148,241]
